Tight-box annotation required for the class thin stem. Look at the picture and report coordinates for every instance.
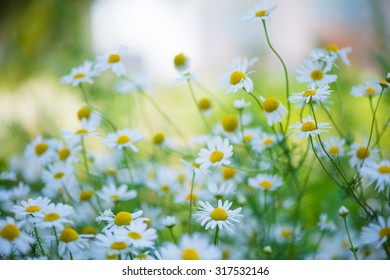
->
[312,231,326,259]
[320,103,345,138]
[342,217,359,260]
[246,90,264,112]
[122,148,134,185]
[187,173,196,235]
[262,20,291,131]
[169,227,177,245]
[81,137,92,184]
[34,225,46,256]
[368,96,383,158]
[214,226,220,246]
[373,116,390,148]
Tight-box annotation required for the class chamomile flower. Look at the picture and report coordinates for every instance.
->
[146,167,180,196]
[118,219,157,249]
[41,162,75,190]
[103,129,144,152]
[173,53,190,72]
[324,44,352,66]
[289,84,332,105]
[161,216,176,228]
[64,113,102,142]
[351,80,382,97]
[309,49,338,72]
[194,200,243,231]
[321,136,346,158]
[220,57,255,94]
[234,98,251,110]
[60,60,96,86]
[4,182,31,205]
[36,203,74,231]
[348,143,378,168]
[207,181,236,200]
[181,160,210,178]
[0,217,35,256]
[11,196,51,220]
[97,182,137,203]
[248,174,283,192]
[174,71,199,84]
[96,209,144,232]
[57,227,91,259]
[240,0,277,25]
[24,136,56,166]
[52,139,81,165]
[296,59,337,87]
[273,224,301,243]
[361,216,390,248]
[288,116,330,139]
[361,160,390,193]
[196,97,213,115]
[318,214,337,232]
[94,230,132,259]
[260,96,288,126]
[159,233,220,260]
[252,132,281,152]
[196,137,233,169]
[95,45,128,77]
[0,171,17,181]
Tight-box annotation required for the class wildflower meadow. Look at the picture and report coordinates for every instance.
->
[0,1,389,260]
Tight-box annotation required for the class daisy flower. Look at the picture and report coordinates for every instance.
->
[260,96,288,126]
[351,80,382,97]
[196,97,213,115]
[0,171,17,181]
[41,162,75,190]
[118,219,157,249]
[234,98,251,110]
[173,53,190,72]
[4,182,31,204]
[63,113,102,142]
[289,84,332,105]
[248,174,283,191]
[318,214,337,232]
[361,160,390,193]
[174,71,199,84]
[288,116,330,139]
[361,216,390,248]
[95,45,128,77]
[181,160,210,178]
[207,181,236,200]
[324,44,352,66]
[194,200,243,231]
[252,132,281,152]
[273,224,301,243]
[132,250,156,260]
[94,230,132,259]
[11,196,51,220]
[96,209,144,232]
[319,136,346,158]
[221,114,239,133]
[52,139,81,165]
[103,129,144,152]
[220,57,256,94]
[35,203,74,231]
[97,181,137,203]
[348,143,378,168]
[57,227,91,259]
[296,59,337,87]
[240,0,277,25]
[24,135,56,167]
[309,49,337,73]
[159,233,220,260]
[60,60,96,86]
[146,167,180,196]
[0,217,35,256]
[196,137,233,169]
[161,216,176,228]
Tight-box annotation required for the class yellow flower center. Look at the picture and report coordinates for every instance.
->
[281,228,293,238]
[379,227,390,238]
[54,172,64,179]
[378,165,390,174]
[325,44,339,52]
[260,180,272,189]
[186,193,197,201]
[356,147,370,159]
[192,162,200,169]
[197,98,212,110]
[108,54,120,63]
[182,248,200,260]
[210,208,228,221]
[222,249,231,260]
[114,212,133,226]
[209,150,224,163]
[301,121,317,132]
[160,185,170,192]
[177,173,186,181]
[243,134,253,142]
[44,213,60,221]
[26,205,40,213]
[222,115,239,132]
[311,70,324,81]
[117,135,130,144]
[136,253,148,259]
[59,227,79,243]
[106,168,117,176]
[152,132,165,145]
[263,138,274,146]
[255,10,268,17]
[263,97,280,113]
[128,232,142,240]
[328,146,340,155]
[82,225,98,235]
[1,224,20,241]
[230,71,246,85]
[76,129,88,135]
[58,148,70,161]
[80,190,94,202]
[106,253,118,260]
[77,106,91,120]
[35,142,48,156]
[111,241,127,250]
[73,73,86,79]
[143,218,152,227]
[302,90,316,97]
[110,194,120,201]
[223,167,236,180]
[365,87,376,95]
[174,53,187,67]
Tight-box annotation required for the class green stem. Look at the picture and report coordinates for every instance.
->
[187,173,196,235]
[368,96,383,159]
[81,137,92,184]
[320,103,345,138]
[312,231,326,259]
[214,226,220,246]
[342,217,359,260]
[34,225,45,256]
[169,227,177,245]
[262,20,291,132]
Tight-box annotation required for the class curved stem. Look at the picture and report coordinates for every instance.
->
[187,173,196,235]
[169,227,177,245]
[368,96,383,158]
[320,103,345,138]
[342,216,359,260]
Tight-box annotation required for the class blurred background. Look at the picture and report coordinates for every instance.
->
[0,0,389,160]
